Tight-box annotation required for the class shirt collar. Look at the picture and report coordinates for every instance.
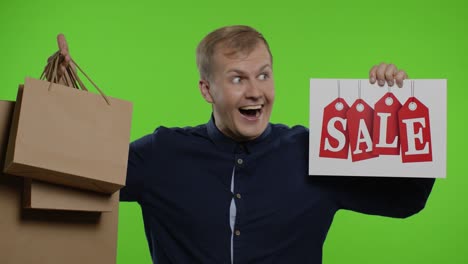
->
[206,114,272,153]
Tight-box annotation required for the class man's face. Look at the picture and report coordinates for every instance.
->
[199,42,275,142]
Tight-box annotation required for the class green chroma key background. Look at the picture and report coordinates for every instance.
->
[0,0,465,263]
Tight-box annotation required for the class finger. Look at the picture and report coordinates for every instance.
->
[65,54,71,64]
[376,62,387,87]
[62,54,72,68]
[57,34,69,56]
[395,70,408,88]
[369,65,378,84]
[384,64,397,87]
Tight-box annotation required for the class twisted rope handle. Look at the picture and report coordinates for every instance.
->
[41,51,110,105]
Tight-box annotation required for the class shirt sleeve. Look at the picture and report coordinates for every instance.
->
[330,176,436,218]
[119,131,155,203]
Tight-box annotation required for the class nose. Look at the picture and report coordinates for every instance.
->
[245,80,262,100]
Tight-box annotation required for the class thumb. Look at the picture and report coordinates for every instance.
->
[57,33,69,55]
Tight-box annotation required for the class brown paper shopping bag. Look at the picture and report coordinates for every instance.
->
[4,55,133,194]
[0,100,119,263]
[2,100,114,211]
[24,179,114,212]
[0,179,119,264]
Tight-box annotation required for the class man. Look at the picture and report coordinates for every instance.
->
[56,25,434,263]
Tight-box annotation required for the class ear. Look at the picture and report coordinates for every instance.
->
[199,79,214,104]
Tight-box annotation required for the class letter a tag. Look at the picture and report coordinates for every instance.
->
[398,97,433,163]
[319,98,350,159]
[373,92,402,155]
[347,99,378,162]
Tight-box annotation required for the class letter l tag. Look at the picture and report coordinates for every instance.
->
[373,92,402,155]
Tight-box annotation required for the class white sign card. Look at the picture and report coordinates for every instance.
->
[309,79,446,178]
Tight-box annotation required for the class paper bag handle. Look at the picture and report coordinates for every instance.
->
[41,51,111,105]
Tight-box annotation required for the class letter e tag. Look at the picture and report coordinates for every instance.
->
[319,98,350,159]
[398,97,433,163]
[373,92,402,155]
[347,99,379,162]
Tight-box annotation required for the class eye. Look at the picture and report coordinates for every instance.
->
[232,76,241,84]
[258,73,269,81]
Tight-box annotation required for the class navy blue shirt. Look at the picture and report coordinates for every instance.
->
[120,117,434,264]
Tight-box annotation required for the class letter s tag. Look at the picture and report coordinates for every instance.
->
[319,98,350,159]
[373,92,402,155]
[398,97,433,163]
[347,99,379,162]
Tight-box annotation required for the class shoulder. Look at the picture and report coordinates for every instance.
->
[269,123,309,145]
[130,124,209,153]
[135,124,210,146]
[153,124,208,139]
[271,123,308,137]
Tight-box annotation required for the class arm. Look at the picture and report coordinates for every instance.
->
[331,176,435,218]
[53,34,155,202]
[120,132,154,202]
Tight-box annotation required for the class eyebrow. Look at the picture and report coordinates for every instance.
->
[226,64,272,75]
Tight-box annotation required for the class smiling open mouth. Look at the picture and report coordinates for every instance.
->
[239,105,263,119]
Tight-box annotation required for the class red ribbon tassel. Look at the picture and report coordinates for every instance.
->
[347,99,379,162]
[398,97,433,163]
[373,92,402,155]
[319,98,350,159]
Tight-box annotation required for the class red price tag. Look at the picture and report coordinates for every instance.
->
[347,99,379,162]
[373,92,402,155]
[398,97,433,163]
[319,98,350,159]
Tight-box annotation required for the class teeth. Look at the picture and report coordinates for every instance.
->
[240,105,262,110]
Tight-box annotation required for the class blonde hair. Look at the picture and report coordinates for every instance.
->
[196,25,272,81]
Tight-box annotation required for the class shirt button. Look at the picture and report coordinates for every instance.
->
[236,193,241,199]
[235,230,241,236]
[237,158,243,165]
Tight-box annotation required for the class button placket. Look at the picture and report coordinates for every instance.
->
[232,153,245,260]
